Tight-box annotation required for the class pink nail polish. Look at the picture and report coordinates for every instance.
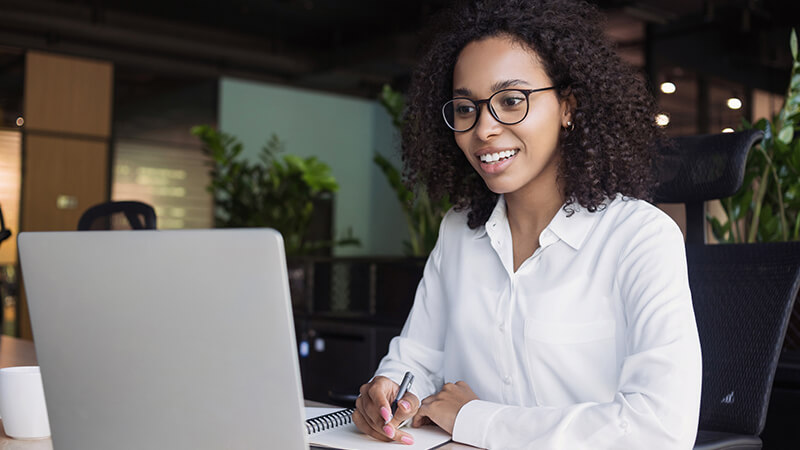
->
[399,400,411,410]
[380,406,392,423]
[401,436,414,445]
[383,425,395,438]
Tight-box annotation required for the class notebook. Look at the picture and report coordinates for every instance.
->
[20,229,309,449]
[306,407,452,449]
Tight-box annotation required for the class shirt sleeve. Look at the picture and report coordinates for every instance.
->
[451,214,702,449]
[372,211,451,401]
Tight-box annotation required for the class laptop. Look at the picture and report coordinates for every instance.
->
[18,228,308,450]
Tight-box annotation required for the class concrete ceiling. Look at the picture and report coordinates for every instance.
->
[0,0,797,98]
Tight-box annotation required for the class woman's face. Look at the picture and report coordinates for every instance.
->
[452,35,571,198]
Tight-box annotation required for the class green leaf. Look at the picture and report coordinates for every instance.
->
[791,74,800,91]
[791,28,798,61]
[778,125,795,145]
[708,216,731,242]
[379,84,406,128]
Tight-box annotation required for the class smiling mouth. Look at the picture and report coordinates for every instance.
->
[479,149,519,164]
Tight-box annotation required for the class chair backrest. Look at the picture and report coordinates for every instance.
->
[653,131,800,438]
[78,201,157,231]
[0,203,10,244]
[687,241,800,435]
[653,130,763,244]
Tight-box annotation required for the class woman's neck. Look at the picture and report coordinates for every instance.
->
[504,179,565,237]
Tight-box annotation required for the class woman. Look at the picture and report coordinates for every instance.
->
[354,0,702,448]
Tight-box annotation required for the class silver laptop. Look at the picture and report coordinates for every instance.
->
[19,228,308,450]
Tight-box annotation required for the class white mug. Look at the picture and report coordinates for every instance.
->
[0,366,51,439]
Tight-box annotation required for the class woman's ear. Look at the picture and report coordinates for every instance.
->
[561,93,578,128]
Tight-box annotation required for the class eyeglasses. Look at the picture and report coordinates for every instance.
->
[442,87,555,132]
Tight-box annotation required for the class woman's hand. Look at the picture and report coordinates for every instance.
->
[412,381,478,434]
[353,376,420,445]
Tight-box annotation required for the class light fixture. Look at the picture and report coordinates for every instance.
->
[726,97,742,110]
[15,116,24,127]
[722,128,735,133]
[660,82,676,94]
[655,113,670,127]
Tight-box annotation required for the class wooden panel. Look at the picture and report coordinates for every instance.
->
[0,130,22,265]
[21,135,108,231]
[24,52,113,138]
[19,135,108,339]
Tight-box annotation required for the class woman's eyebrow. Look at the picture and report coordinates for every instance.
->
[452,79,532,97]
[491,79,531,91]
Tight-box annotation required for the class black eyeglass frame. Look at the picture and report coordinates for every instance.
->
[442,86,556,132]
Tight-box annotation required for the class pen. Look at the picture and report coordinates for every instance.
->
[390,371,414,416]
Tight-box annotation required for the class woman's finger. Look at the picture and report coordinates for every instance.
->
[352,409,393,442]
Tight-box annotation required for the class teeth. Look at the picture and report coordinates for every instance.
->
[480,149,518,163]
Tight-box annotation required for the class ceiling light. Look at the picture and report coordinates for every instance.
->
[660,82,676,94]
[722,128,734,133]
[727,98,742,110]
[655,113,670,127]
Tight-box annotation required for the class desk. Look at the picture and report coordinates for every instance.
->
[0,336,474,449]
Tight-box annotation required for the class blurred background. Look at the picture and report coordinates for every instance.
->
[0,0,800,442]
[0,0,799,440]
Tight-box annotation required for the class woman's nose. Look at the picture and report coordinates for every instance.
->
[473,104,503,140]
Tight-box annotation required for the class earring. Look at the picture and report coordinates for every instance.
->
[564,120,575,131]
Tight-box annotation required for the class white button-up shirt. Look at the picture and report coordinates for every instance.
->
[375,195,702,449]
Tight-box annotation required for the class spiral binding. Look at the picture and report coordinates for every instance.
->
[306,408,356,434]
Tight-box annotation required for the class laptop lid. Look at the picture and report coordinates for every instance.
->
[19,228,308,450]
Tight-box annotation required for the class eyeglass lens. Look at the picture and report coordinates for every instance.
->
[443,90,529,131]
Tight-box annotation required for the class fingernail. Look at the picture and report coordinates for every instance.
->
[383,425,395,439]
[401,436,414,445]
[380,406,392,423]
[399,400,411,410]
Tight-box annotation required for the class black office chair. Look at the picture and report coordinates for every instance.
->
[654,130,800,449]
[0,203,10,245]
[77,201,157,231]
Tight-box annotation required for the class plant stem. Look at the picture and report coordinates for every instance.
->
[747,163,772,243]
[759,146,789,240]
[794,212,800,240]
[726,197,741,243]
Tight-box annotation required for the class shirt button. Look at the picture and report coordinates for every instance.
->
[503,375,512,385]
[620,420,629,430]
[498,322,505,332]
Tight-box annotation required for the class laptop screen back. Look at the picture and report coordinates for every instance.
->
[19,228,308,450]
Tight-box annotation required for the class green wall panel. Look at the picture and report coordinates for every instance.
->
[219,78,407,255]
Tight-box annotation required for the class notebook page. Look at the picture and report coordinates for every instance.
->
[305,407,452,450]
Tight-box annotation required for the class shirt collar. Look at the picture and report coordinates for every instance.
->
[475,195,507,239]
[546,202,602,250]
[477,194,608,250]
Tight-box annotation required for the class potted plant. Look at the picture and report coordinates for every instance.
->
[709,29,800,244]
[191,125,358,255]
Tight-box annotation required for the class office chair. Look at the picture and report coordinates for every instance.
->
[654,130,800,450]
[0,203,10,245]
[77,201,157,231]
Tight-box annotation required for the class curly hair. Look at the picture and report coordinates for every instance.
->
[402,0,662,228]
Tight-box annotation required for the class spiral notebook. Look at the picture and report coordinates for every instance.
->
[305,407,452,449]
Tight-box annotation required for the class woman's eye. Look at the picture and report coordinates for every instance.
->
[500,96,525,107]
[455,104,476,115]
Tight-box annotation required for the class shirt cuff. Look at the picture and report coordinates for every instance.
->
[452,400,508,447]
